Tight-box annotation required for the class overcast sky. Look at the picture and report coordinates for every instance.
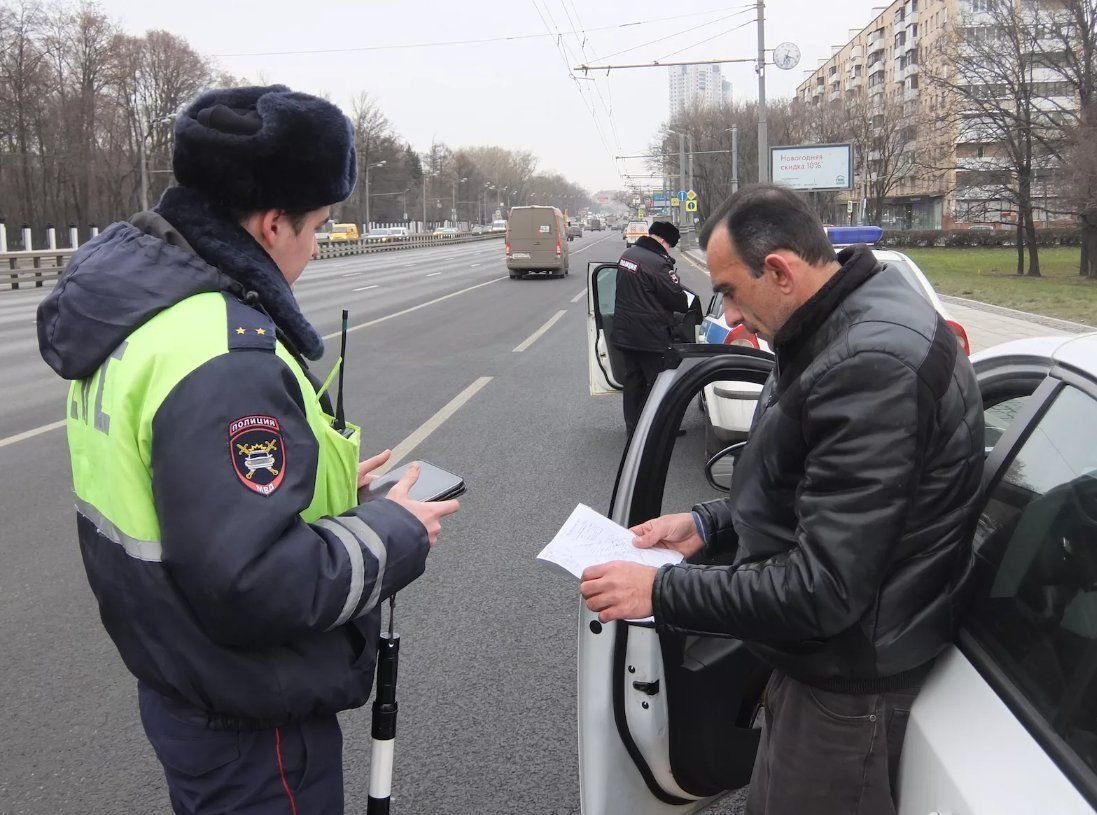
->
[101,0,880,193]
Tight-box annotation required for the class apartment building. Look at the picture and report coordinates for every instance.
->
[669,64,732,117]
[796,0,1074,229]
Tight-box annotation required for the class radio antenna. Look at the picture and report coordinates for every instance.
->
[335,309,349,432]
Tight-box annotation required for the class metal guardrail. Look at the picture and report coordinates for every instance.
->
[315,230,504,259]
[3,250,73,290]
[1,231,507,291]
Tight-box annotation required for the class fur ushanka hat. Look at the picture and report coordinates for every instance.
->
[172,84,357,212]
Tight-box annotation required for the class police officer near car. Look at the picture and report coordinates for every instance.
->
[612,220,689,436]
[581,185,985,815]
[37,85,458,814]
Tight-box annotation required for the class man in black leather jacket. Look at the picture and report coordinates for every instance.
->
[612,221,689,435]
[581,185,984,815]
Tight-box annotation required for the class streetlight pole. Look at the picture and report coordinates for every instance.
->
[451,176,467,228]
[364,160,386,232]
[756,0,769,183]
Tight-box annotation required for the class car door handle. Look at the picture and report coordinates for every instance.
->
[632,680,660,695]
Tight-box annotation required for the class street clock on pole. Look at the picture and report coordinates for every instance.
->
[772,42,801,71]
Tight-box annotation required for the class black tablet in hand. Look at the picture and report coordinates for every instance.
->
[359,460,466,503]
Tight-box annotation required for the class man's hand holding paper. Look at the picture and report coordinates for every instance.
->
[579,511,704,623]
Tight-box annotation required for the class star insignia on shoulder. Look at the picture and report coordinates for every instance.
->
[255,328,267,335]
[235,327,246,335]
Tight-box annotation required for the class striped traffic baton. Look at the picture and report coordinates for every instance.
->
[367,595,400,814]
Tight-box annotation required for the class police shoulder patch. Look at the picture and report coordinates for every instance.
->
[229,415,286,496]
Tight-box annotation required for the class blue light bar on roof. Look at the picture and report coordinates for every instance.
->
[826,226,883,246]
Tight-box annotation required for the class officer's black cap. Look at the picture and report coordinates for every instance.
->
[648,220,680,247]
[173,84,357,212]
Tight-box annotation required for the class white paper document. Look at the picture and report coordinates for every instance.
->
[537,503,684,580]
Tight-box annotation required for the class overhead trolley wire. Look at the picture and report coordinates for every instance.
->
[214,7,748,58]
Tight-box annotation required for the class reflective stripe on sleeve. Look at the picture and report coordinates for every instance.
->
[316,519,365,630]
[75,499,163,562]
[333,516,387,618]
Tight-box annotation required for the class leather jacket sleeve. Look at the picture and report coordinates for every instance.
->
[654,351,922,642]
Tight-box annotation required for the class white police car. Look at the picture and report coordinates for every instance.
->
[696,227,970,457]
[578,331,1097,814]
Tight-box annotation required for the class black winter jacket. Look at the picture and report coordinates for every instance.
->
[612,236,689,352]
[653,246,985,692]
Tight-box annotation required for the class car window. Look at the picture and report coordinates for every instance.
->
[597,267,616,317]
[878,257,933,306]
[984,396,1027,450]
[706,294,724,319]
[968,385,1097,779]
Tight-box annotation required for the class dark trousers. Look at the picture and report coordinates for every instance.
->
[618,348,666,436]
[745,671,921,815]
[138,683,345,815]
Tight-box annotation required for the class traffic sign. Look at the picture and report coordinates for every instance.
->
[676,191,687,202]
[686,190,697,201]
[685,200,698,212]
[637,207,646,218]
[670,198,680,207]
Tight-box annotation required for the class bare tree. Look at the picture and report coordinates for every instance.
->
[1032,0,1097,276]
[923,0,1061,276]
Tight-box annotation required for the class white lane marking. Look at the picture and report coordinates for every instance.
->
[353,285,379,292]
[0,418,66,450]
[470,263,480,267]
[322,277,506,340]
[513,310,567,353]
[342,272,364,277]
[425,272,441,278]
[570,289,587,304]
[570,234,615,255]
[375,376,494,475]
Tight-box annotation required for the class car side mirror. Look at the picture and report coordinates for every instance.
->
[705,440,748,492]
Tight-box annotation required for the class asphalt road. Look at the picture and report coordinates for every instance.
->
[0,229,730,815]
[1,231,1084,815]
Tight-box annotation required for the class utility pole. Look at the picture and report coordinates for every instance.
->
[138,132,149,211]
[678,133,687,227]
[731,126,740,193]
[756,0,769,183]
[419,173,427,231]
[687,133,695,193]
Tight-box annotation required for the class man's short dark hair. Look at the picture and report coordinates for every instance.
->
[698,184,837,278]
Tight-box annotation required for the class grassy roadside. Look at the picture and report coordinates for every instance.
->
[903,247,1096,327]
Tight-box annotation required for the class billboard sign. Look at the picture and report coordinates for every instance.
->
[653,191,668,205]
[769,143,853,191]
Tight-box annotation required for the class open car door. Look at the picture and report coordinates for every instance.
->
[578,344,776,815]
[587,261,624,395]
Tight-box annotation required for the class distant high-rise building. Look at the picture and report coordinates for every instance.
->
[668,64,731,116]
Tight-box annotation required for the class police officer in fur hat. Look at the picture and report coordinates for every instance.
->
[38,85,458,813]
[612,220,690,436]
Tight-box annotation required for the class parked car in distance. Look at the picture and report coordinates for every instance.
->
[366,228,400,242]
[623,220,649,248]
[506,205,569,279]
[433,227,459,237]
[567,221,583,241]
[328,223,359,242]
[698,226,971,457]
